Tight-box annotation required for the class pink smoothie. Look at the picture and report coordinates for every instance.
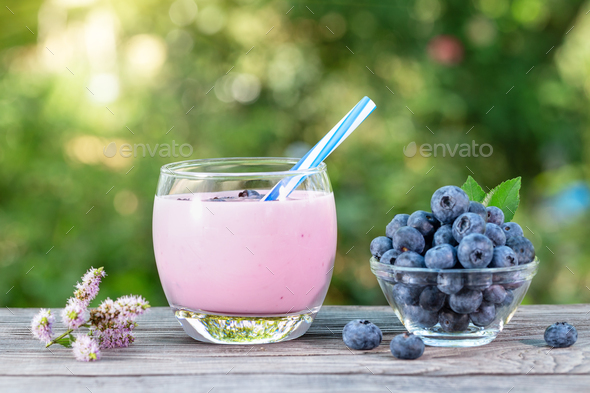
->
[152,190,337,315]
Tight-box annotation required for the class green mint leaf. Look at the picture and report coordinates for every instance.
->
[484,177,521,221]
[461,176,486,202]
[54,337,73,348]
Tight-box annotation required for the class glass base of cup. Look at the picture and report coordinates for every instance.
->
[411,324,499,347]
[173,307,319,344]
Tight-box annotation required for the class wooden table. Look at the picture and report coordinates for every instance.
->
[1,305,589,392]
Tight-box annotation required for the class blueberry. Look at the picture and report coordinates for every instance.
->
[238,189,261,198]
[496,289,514,309]
[419,286,446,312]
[402,305,439,328]
[392,284,423,306]
[502,222,524,239]
[489,246,518,268]
[468,201,488,223]
[492,270,514,285]
[486,206,504,226]
[425,244,456,269]
[438,308,470,332]
[464,272,492,291]
[210,196,237,201]
[483,285,507,304]
[437,273,463,295]
[391,226,425,254]
[430,186,470,224]
[457,233,494,269]
[449,288,483,314]
[370,236,393,259]
[408,210,440,237]
[544,322,578,348]
[395,251,426,268]
[452,213,486,243]
[485,223,506,247]
[502,277,525,290]
[421,240,433,257]
[390,332,425,360]
[469,302,496,327]
[433,225,458,247]
[452,246,462,267]
[386,214,410,239]
[506,236,535,264]
[394,269,431,286]
[342,320,383,350]
[380,249,402,264]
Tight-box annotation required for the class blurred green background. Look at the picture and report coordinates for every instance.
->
[2,0,590,308]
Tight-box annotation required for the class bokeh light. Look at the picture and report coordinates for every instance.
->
[169,0,198,27]
[2,0,590,309]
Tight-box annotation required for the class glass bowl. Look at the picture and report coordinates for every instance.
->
[370,257,539,347]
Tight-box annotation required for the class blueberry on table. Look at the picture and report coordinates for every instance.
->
[386,214,410,239]
[391,226,426,254]
[370,236,393,259]
[502,222,524,239]
[457,233,494,269]
[392,284,424,306]
[419,286,446,312]
[380,249,402,264]
[544,322,577,348]
[433,224,458,247]
[402,305,439,328]
[438,308,470,332]
[390,332,425,360]
[430,186,470,224]
[468,201,488,223]
[452,212,486,243]
[437,272,463,295]
[408,210,440,237]
[485,223,506,247]
[469,302,496,327]
[489,246,518,268]
[483,285,507,304]
[425,244,457,269]
[395,251,426,268]
[449,288,483,314]
[342,320,383,350]
[506,236,535,264]
[486,206,504,226]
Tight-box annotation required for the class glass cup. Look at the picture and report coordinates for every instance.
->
[152,158,337,344]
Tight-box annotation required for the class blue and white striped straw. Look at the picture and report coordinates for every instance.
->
[262,96,376,201]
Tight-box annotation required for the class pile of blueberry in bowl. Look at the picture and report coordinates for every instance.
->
[369,182,539,347]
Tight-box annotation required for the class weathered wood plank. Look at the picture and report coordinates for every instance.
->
[1,375,590,393]
[1,305,588,392]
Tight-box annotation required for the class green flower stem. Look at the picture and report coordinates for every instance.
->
[46,321,91,347]
[46,329,73,347]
